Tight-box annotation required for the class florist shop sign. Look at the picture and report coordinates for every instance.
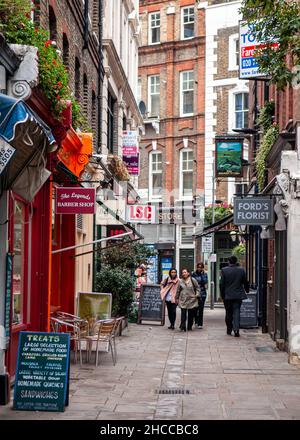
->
[233,197,274,225]
[55,187,96,214]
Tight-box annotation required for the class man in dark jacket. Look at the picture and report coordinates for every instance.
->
[220,255,249,337]
[192,263,208,328]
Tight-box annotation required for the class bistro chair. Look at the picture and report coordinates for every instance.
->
[50,316,86,366]
[85,319,117,366]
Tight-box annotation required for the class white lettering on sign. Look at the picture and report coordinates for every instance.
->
[0,138,15,175]
[234,198,273,225]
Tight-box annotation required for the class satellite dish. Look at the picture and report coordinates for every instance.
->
[138,100,146,116]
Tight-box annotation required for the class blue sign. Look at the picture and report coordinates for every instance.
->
[161,257,173,279]
[146,245,158,284]
[14,332,70,412]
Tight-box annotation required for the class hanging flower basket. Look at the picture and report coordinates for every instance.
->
[108,155,130,181]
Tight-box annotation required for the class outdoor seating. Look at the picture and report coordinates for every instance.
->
[85,319,117,366]
[50,316,87,366]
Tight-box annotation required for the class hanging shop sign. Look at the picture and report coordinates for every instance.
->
[233,197,274,225]
[55,187,96,214]
[13,332,70,412]
[215,137,243,177]
[239,21,279,80]
[201,235,213,253]
[0,137,15,175]
[96,200,126,226]
[123,154,139,175]
[127,204,156,224]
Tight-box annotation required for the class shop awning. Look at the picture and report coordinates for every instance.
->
[194,213,234,238]
[0,93,56,192]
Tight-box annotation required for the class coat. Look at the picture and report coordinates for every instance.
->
[192,270,208,298]
[160,277,179,303]
[220,264,249,301]
[176,277,200,309]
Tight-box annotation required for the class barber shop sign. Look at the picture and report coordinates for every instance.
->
[55,187,96,214]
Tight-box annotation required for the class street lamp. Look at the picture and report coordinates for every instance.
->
[230,230,238,243]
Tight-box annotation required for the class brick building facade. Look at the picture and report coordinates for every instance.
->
[137,0,206,278]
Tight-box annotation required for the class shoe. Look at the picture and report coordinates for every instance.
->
[234,331,240,337]
[168,325,174,329]
[180,328,186,332]
[198,325,203,329]
[227,330,232,335]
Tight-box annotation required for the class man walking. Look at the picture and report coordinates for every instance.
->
[220,255,249,337]
[192,263,208,329]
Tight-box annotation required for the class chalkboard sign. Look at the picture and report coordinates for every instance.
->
[13,332,70,412]
[138,284,165,325]
[240,290,258,328]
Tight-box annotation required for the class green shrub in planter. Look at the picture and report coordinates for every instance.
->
[95,267,135,317]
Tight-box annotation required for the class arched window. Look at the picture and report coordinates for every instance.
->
[149,151,163,200]
[63,34,69,68]
[83,74,88,116]
[75,58,81,101]
[49,6,57,41]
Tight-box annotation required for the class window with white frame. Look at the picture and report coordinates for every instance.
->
[149,151,163,199]
[180,149,193,198]
[181,226,194,245]
[149,11,160,44]
[180,71,194,116]
[181,6,195,40]
[148,75,160,117]
[234,93,249,129]
[228,34,239,71]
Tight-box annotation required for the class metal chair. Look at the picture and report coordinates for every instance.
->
[85,319,117,366]
[50,317,86,365]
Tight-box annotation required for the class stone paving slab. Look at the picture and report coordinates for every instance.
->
[1,308,300,420]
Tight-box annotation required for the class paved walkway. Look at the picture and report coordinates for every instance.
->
[1,308,300,420]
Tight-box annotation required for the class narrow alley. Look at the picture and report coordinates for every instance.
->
[1,308,300,421]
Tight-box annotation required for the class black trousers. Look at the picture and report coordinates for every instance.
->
[224,299,242,333]
[194,297,206,326]
[166,301,177,327]
[180,308,196,330]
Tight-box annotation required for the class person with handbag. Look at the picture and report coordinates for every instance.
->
[160,268,180,330]
[176,268,200,332]
[192,262,208,329]
[220,255,250,337]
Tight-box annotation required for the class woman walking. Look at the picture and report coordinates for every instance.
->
[192,262,208,329]
[160,268,180,330]
[176,268,200,331]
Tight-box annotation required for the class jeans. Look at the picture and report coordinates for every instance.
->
[194,297,206,326]
[166,301,177,327]
[180,308,196,330]
[224,299,242,332]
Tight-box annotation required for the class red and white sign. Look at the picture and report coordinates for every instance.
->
[127,205,156,224]
[56,187,96,214]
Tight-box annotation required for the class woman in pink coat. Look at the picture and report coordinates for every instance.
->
[160,268,180,330]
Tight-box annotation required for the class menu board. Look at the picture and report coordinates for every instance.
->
[13,332,70,412]
[240,290,258,328]
[138,284,165,325]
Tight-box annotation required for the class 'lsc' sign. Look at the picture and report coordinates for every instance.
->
[234,197,274,225]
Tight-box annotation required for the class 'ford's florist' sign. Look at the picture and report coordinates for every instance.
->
[234,197,274,225]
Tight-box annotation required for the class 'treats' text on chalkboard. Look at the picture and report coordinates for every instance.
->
[13,332,70,412]
[240,290,258,328]
[138,284,165,325]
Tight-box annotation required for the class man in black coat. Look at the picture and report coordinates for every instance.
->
[220,255,249,337]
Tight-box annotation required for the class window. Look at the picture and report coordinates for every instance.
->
[149,12,160,45]
[75,57,81,101]
[91,90,97,139]
[180,71,194,116]
[180,150,193,198]
[137,77,141,104]
[150,151,163,199]
[234,93,249,129]
[107,91,116,154]
[49,6,57,41]
[63,34,69,68]
[148,75,160,117]
[181,6,194,40]
[83,74,88,116]
[181,226,194,245]
[12,200,26,325]
[228,34,239,70]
